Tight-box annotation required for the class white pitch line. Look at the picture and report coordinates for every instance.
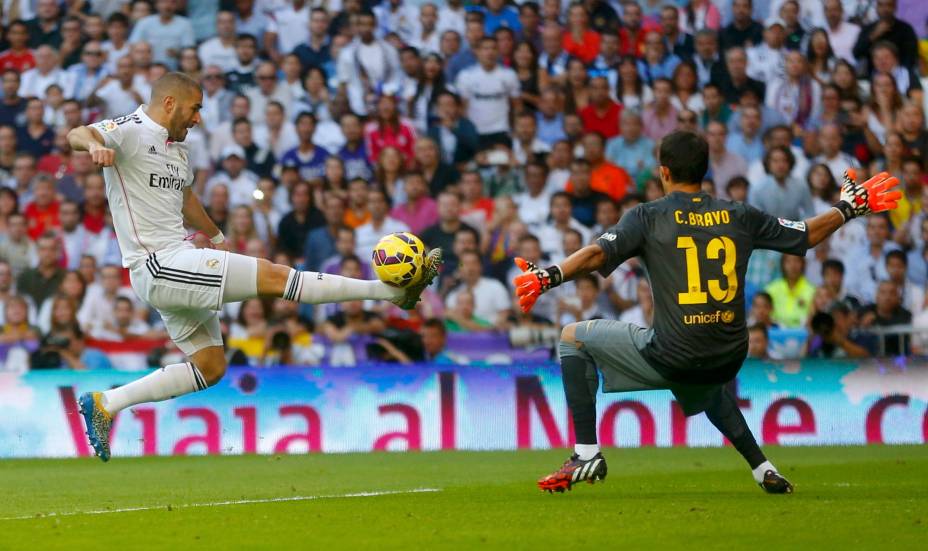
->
[0,488,442,521]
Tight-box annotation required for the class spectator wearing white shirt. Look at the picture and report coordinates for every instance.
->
[409,3,442,54]
[746,124,809,185]
[19,46,72,99]
[514,161,552,230]
[77,264,136,339]
[455,36,521,141]
[244,61,294,124]
[536,191,592,262]
[198,65,234,133]
[746,22,786,84]
[812,123,859,182]
[204,145,261,208]
[252,101,299,159]
[89,55,144,119]
[765,51,822,130]
[374,0,419,43]
[437,0,467,36]
[94,296,155,343]
[446,250,511,326]
[101,12,131,74]
[58,200,100,271]
[197,10,239,72]
[618,278,654,329]
[337,11,402,116]
[264,0,311,62]
[234,0,270,39]
[843,214,901,304]
[209,94,251,162]
[512,112,551,165]
[823,0,860,62]
[127,0,195,69]
[354,187,410,259]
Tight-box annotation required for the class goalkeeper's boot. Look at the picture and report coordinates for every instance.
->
[391,248,442,310]
[78,392,113,462]
[759,470,793,494]
[537,453,607,493]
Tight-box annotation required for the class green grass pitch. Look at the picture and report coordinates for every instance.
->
[1,446,925,549]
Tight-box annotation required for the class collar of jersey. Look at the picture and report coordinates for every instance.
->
[135,105,170,138]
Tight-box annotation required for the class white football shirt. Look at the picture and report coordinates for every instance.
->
[454,64,520,135]
[90,106,194,269]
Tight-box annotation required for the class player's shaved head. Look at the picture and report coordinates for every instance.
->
[147,71,203,142]
[151,71,201,104]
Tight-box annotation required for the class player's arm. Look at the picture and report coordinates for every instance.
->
[753,170,901,254]
[67,126,115,167]
[181,187,228,250]
[513,208,645,313]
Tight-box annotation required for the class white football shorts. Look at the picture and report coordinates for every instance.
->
[129,246,229,356]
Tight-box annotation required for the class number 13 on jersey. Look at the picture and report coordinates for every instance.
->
[676,236,738,305]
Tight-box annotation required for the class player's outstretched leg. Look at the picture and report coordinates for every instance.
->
[703,385,793,494]
[538,323,608,493]
[239,249,442,311]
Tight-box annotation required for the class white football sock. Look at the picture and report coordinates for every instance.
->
[574,444,600,461]
[752,460,777,484]
[101,362,208,414]
[282,269,401,304]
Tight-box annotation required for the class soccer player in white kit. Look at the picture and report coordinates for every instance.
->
[67,73,441,461]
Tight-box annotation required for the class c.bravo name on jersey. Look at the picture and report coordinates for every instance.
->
[674,209,730,227]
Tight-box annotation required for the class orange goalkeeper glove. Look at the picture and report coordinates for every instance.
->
[833,169,902,222]
[513,257,563,313]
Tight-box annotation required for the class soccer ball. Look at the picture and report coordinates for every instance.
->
[371,232,426,288]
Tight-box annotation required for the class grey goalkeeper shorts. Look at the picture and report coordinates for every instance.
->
[571,319,723,416]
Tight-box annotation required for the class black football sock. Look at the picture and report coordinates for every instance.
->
[558,341,598,448]
[703,385,766,470]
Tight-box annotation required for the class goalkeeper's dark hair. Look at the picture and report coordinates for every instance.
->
[658,131,708,185]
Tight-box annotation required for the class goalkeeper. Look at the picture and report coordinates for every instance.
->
[514,131,900,494]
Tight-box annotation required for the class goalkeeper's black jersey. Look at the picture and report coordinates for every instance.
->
[595,191,811,384]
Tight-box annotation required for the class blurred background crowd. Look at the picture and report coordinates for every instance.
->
[0,0,927,370]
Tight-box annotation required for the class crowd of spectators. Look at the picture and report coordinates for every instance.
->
[0,0,927,370]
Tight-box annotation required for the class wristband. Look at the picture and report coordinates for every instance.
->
[831,202,853,223]
[544,264,564,289]
[210,231,226,244]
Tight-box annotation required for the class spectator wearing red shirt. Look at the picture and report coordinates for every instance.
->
[562,3,601,64]
[23,175,60,241]
[0,21,36,73]
[37,127,74,179]
[567,133,632,202]
[579,76,622,139]
[81,174,107,234]
[617,2,658,57]
[364,94,417,166]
